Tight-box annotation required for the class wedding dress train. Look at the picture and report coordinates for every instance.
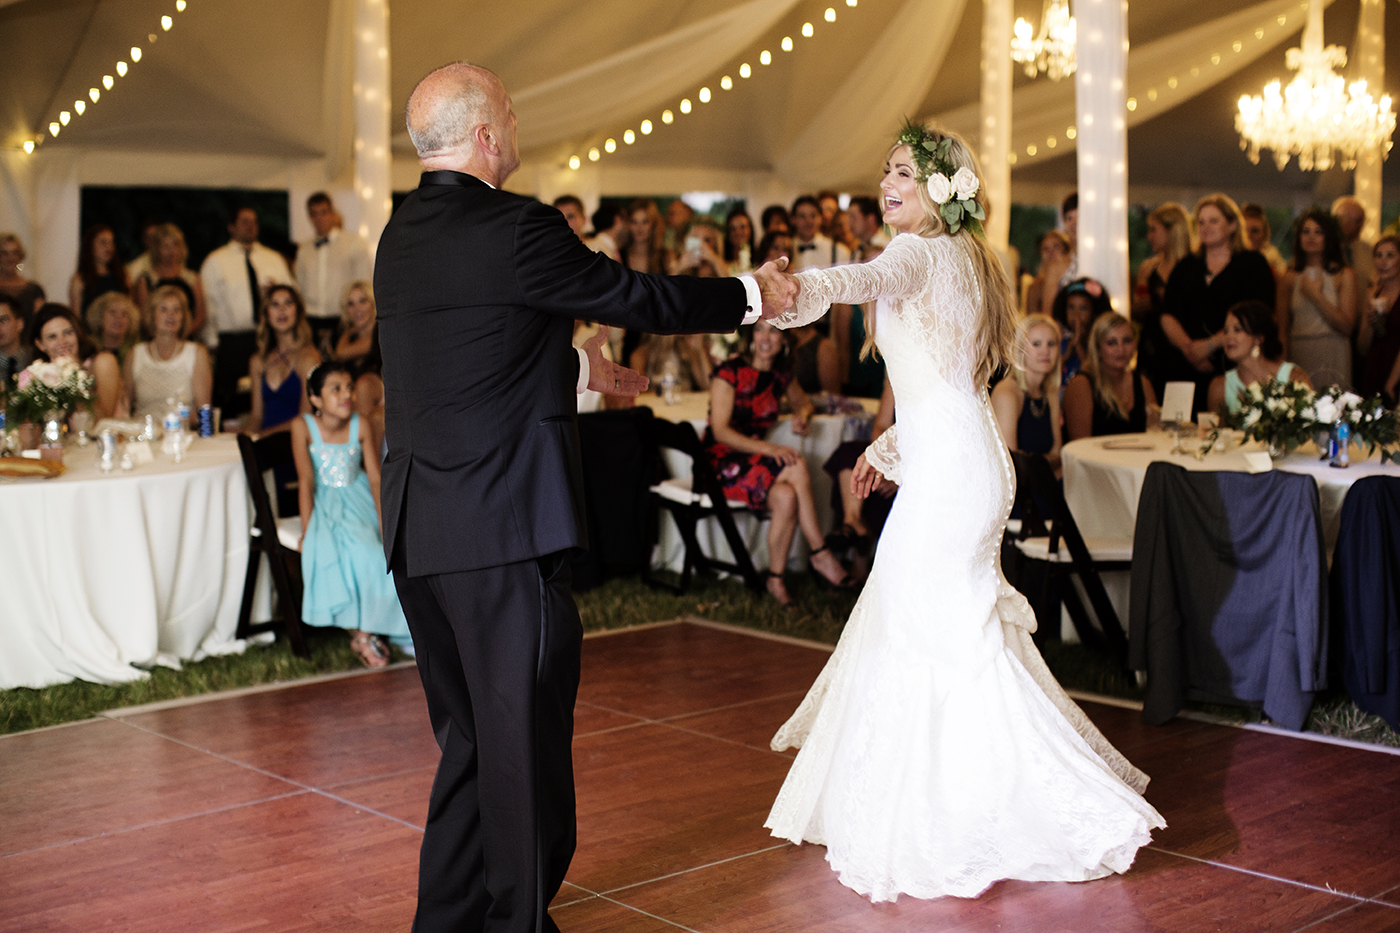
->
[764,232,1166,902]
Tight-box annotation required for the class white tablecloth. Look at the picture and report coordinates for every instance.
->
[636,392,878,573]
[0,435,265,689]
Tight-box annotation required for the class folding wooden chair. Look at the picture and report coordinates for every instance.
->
[235,432,309,657]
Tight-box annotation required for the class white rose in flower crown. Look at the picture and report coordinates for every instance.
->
[951,167,979,200]
[1313,396,1338,423]
[926,172,952,204]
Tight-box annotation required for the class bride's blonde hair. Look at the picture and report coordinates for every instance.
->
[862,126,1017,387]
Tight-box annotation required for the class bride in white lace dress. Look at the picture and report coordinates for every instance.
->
[764,125,1165,902]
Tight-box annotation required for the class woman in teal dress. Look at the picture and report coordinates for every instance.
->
[291,361,411,666]
[1206,300,1311,415]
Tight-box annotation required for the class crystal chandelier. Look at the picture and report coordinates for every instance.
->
[1011,0,1077,82]
[1236,1,1395,171]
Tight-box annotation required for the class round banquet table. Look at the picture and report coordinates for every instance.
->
[1062,432,1393,553]
[634,391,880,572]
[0,434,268,690]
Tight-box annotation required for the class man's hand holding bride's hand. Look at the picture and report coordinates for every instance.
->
[583,326,649,397]
[754,257,799,320]
[851,453,886,499]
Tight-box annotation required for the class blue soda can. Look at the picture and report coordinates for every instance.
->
[197,404,214,437]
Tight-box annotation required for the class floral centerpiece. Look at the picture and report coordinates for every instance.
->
[1223,377,1318,456]
[1345,394,1400,464]
[5,357,94,427]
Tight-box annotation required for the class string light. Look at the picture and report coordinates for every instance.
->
[623,129,636,144]
[781,36,794,51]
[569,155,581,169]
[698,87,711,103]
[739,63,752,78]
[680,98,692,114]
[825,8,836,22]
[720,76,733,91]
[161,15,172,30]
[640,119,653,134]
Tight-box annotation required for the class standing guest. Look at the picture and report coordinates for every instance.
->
[1333,195,1375,292]
[132,223,206,339]
[124,218,161,286]
[1161,193,1276,412]
[1132,202,1193,395]
[123,285,212,424]
[1207,300,1311,415]
[1241,203,1287,278]
[247,284,320,434]
[704,320,849,605]
[817,190,842,237]
[1024,230,1071,318]
[203,206,293,418]
[671,218,728,277]
[1358,235,1400,400]
[992,314,1063,470]
[330,280,379,373]
[761,204,791,235]
[790,320,841,395]
[1051,277,1109,387]
[790,195,850,271]
[374,62,785,933]
[585,203,626,262]
[1030,193,1078,316]
[28,304,124,420]
[619,198,670,363]
[0,234,45,320]
[756,230,794,267]
[835,195,888,397]
[85,292,141,368]
[296,193,372,351]
[293,361,412,668]
[1064,312,1158,440]
[663,198,694,256]
[724,207,756,273]
[0,294,31,384]
[552,195,588,240]
[1277,208,1357,390]
[68,224,127,316]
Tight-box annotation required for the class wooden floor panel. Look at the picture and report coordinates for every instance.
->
[5,620,1398,933]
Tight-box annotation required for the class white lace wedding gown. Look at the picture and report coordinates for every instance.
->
[765,232,1166,902]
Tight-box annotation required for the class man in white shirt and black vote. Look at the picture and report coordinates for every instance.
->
[296,192,372,351]
[790,194,850,272]
[200,206,293,417]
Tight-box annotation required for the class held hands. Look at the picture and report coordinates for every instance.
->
[583,326,649,397]
[753,257,799,320]
[850,452,886,499]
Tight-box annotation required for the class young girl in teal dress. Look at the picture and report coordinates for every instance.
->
[292,362,412,666]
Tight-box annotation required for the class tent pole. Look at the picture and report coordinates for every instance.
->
[1353,0,1384,244]
[353,0,391,259]
[1073,0,1130,313]
[980,0,1012,252]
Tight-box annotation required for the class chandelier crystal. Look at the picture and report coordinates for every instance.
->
[1236,1,1395,171]
[1011,0,1076,82]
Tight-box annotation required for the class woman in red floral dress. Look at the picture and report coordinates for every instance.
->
[704,319,850,605]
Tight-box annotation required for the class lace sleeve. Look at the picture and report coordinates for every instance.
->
[864,425,900,485]
[771,234,931,330]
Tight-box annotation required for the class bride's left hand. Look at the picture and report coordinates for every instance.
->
[851,453,884,499]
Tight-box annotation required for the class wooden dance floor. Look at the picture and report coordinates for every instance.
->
[5,619,1400,932]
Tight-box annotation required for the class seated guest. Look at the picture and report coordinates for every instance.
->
[1206,300,1311,415]
[761,204,791,235]
[1051,277,1109,387]
[247,285,320,434]
[704,319,849,606]
[1024,230,1071,319]
[0,294,33,384]
[330,280,378,372]
[85,292,142,368]
[630,333,712,392]
[992,314,1063,471]
[132,223,206,339]
[68,224,128,316]
[1357,235,1400,401]
[0,233,46,318]
[724,207,756,274]
[1064,312,1159,441]
[823,376,897,580]
[123,285,213,424]
[28,303,124,420]
[1277,207,1356,390]
[790,321,841,395]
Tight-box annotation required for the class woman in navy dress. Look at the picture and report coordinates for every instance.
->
[248,284,321,433]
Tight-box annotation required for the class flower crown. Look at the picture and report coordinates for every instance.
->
[894,120,985,237]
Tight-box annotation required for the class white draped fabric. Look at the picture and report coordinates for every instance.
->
[0,437,265,690]
[979,0,1013,251]
[353,0,392,256]
[1074,0,1130,308]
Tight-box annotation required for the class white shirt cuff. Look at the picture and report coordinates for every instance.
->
[576,347,590,394]
[739,274,762,325]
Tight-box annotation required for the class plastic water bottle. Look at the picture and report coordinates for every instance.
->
[1330,420,1350,468]
[162,397,185,459]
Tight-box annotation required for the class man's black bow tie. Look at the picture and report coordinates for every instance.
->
[315,237,330,247]
[797,243,818,252]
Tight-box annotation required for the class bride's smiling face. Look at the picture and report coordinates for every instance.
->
[880,146,923,235]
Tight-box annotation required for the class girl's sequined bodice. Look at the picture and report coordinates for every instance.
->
[307,413,363,489]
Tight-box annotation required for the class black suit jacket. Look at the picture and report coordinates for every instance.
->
[375,171,747,576]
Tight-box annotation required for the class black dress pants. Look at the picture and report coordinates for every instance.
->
[392,551,582,933]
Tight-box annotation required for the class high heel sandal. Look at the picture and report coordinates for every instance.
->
[350,631,390,668]
[808,544,852,589]
[841,523,873,558]
[765,570,796,609]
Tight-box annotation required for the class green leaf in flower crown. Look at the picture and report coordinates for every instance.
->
[938,139,952,159]
[966,199,985,220]
[923,139,937,152]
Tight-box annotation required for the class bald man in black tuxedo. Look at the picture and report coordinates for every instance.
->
[374,63,796,933]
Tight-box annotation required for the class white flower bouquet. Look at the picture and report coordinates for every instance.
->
[1224,377,1318,455]
[6,357,94,426]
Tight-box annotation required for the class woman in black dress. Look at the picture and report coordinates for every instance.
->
[68,224,128,316]
[1132,202,1193,397]
[1064,312,1159,440]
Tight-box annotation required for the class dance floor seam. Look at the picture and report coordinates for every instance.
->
[7,619,1399,933]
